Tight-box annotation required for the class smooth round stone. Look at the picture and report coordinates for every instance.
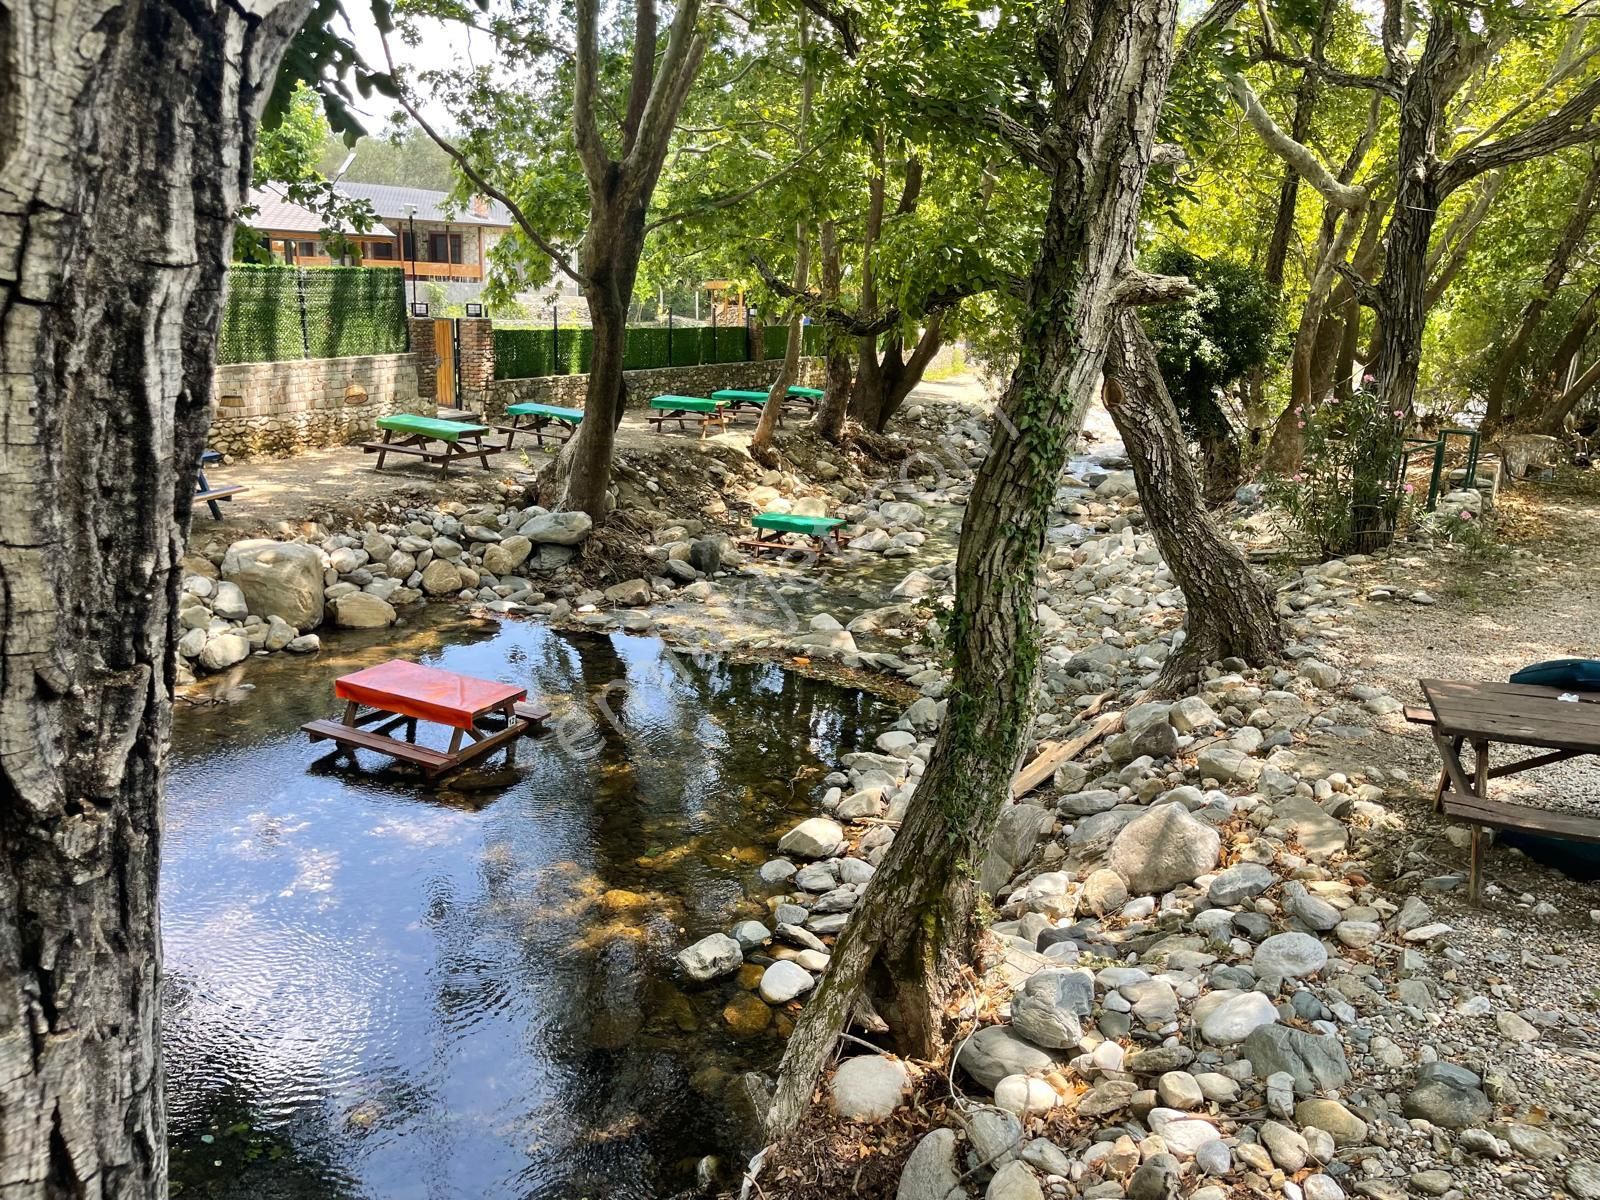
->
[1200,990,1280,1044]
[758,960,815,1003]
[1253,931,1329,978]
[995,1073,1059,1117]
[829,1054,908,1123]
[1195,1138,1232,1176]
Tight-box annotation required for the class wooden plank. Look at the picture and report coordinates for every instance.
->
[1403,706,1436,726]
[1440,790,1600,844]
[302,719,455,768]
[1429,714,1600,753]
[1010,693,1121,798]
[512,701,552,724]
[1424,690,1600,726]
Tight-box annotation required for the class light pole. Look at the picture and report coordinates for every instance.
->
[404,203,419,309]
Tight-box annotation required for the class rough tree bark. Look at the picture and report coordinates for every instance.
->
[848,316,946,433]
[1103,311,1285,691]
[767,0,1184,1138]
[0,2,309,1196]
[558,0,707,520]
[811,222,852,443]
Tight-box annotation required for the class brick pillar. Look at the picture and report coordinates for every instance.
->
[456,317,497,418]
[408,315,438,409]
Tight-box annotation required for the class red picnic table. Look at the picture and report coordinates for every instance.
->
[302,659,549,779]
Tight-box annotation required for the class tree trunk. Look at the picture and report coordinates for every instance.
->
[1104,312,1284,691]
[1483,155,1600,434]
[852,319,946,434]
[0,2,308,1196]
[752,224,810,458]
[768,0,1182,1138]
[812,222,851,443]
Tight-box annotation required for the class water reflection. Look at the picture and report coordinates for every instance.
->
[164,610,892,1199]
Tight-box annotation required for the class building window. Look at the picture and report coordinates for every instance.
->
[298,240,318,258]
[428,232,463,264]
[368,241,395,260]
[402,232,417,261]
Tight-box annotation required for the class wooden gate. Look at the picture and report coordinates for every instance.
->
[433,319,457,406]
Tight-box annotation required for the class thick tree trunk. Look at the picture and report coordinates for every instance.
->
[561,205,647,519]
[851,319,946,433]
[768,0,1182,1138]
[1104,312,1284,691]
[0,2,307,1197]
[752,225,810,459]
[1483,156,1600,434]
[811,222,851,443]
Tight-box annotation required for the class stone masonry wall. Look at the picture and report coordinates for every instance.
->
[210,352,428,458]
[485,357,826,420]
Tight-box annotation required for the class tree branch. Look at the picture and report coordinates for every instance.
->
[377,28,584,286]
[624,0,707,180]
[1113,270,1198,306]
[1252,48,1401,97]
[798,0,858,57]
[1172,0,1247,75]
[1437,76,1600,194]
[644,144,824,232]
[1225,72,1368,210]
[622,0,659,155]
[1334,261,1384,311]
[572,0,612,192]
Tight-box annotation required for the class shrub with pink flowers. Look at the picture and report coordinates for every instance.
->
[1264,386,1409,556]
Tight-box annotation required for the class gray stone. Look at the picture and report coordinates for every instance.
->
[285,634,321,654]
[1253,931,1328,978]
[831,1055,909,1123]
[1568,1163,1600,1200]
[221,539,325,629]
[778,817,844,859]
[420,558,463,596]
[968,1107,1023,1166]
[1011,971,1088,1050]
[898,1128,968,1200]
[1295,1098,1366,1145]
[1082,868,1128,915]
[1058,789,1120,817]
[211,580,249,620]
[986,1162,1042,1200]
[1267,794,1348,858]
[1196,745,1261,784]
[1169,696,1218,733]
[676,933,742,982]
[1200,990,1279,1044]
[521,510,594,545]
[758,960,814,1003]
[1208,862,1274,906]
[482,535,533,576]
[1106,803,1220,895]
[730,921,770,951]
[198,631,250,671]
[957,1024,1063,1091]
[1241,1024,1350,1092]
[1403,1078,1491,1129]
[605,578,652,607]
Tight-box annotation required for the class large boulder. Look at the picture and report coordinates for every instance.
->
[221,539,325,629]
[1105,803,1220,895]
[521,510,594,545]
[956,1024,1063,1091]
[420,558,464,596]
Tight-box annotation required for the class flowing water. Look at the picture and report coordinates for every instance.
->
[163,609,893,1199]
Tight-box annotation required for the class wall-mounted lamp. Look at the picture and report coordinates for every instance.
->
[411,302,430,317]
[465,302,484,317]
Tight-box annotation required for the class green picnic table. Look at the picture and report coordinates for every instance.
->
[648,395,729,439]
[362,414,504,473]
[711,388,780,427]
[498,401,584,449]
[787,385,824,402]
[743,510,848,558]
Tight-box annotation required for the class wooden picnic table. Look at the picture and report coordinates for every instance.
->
[302,659,548,779]
[498,401,583,449]
[648,395,729,440]
[1415,677,1600,900]
[740,511,847,558]
[361,414,505,473]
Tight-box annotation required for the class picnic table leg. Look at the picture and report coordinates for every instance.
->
[472,432,492,470]
[342,700,360,726]
[196,466,224,519]
[1470,737,1490,903]
[503,702,519,765]
[375,428,393,470]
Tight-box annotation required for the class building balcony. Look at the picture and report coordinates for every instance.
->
[374,258,483,282]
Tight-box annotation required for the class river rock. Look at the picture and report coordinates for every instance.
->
[994,1075,1057,1117]
[1082,868,1128,915]
[759,960,814,1003]
[898,1128,967,1200]
[676,933,742,982]
[986,1162,1042,1200]
[221,539,325,628]
[1295,1098,1367,1145]
[211,580,249,620]
[957,1025,1062,1091]
[983,804,1050,894]
[198,631,250,671]
[521,510,593,544]
[331,592,397,628]
[1208,862,1274,906]
[482,535,532,575]
[1403,1076,1491,1129]
[1266,794,1348,858]
[778,817,844,859]
[1200,990,1279,1044]
[1010,970,1089,1050]
[831,1055,909,1123]
[1241,1024,1350,1092]
[1254,931,1328,978]
[420,558,463,596]
[1106,803,1220,895]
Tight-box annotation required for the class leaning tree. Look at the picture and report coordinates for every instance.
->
[0,1,314,1194]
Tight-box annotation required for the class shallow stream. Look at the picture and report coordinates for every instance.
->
[163,609,893,1199]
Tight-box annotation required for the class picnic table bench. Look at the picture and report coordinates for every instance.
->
[711,388,773,421]
[302,659,550,779]
[1410,677,1600,900]
[740,511,847,558]
[195,449,246,519]
[361,414,505,473]
[648,395,729,440]
[498,401,584,449]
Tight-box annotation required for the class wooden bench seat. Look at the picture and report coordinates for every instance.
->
[648,395,728,439]
[362,414,503,473]
[1440,789,1600,843]
[303,718,456,770]
[498,402,584,449]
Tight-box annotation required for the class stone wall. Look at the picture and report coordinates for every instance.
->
[485,357,826,419]
[210,352,428,458]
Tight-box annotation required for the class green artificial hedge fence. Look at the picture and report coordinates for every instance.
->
[494,318,812,379]
[218,265,408,364]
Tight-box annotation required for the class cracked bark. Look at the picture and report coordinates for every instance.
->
[0,2,307,1197]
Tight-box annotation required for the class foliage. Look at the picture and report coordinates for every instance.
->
[1141,245,1284,441]
[218,265,408,364]
[317,126,457,191]
[1265,387,1408,556]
